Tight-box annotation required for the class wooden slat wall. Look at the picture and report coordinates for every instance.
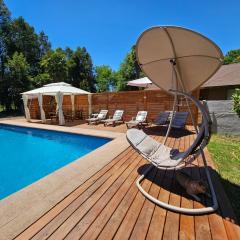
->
[28,89,199,124]
[75,95,89,119]
[28,98,39,119]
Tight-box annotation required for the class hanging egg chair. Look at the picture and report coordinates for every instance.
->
[126,26,223,214]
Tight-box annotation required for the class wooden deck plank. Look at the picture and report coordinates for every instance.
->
[80,135,165,240]
[15,148,132,240]
[146,168,174,240]
[162,178,181,240]
[65,157,145,239]
[203,149,240,240]
[113,134,173,240]
[129,135,170,240]
[180,197,195,240]
[16,126,239,240]
[129,167,163,240]
[192,133,212,240]
[142,135,176,240]
[79,158,144,239]
[98,135,165,240]
[162,134,182,240]
[113,167,158,240]
[96,174,141,240]
[31,149,138,240]
[144,176,166,240]
[197,147,229,240]
[46,151,141,240]
[179,133,195,240]
[144,128,176,240]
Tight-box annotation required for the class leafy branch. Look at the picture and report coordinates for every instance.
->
[232,88,240,117]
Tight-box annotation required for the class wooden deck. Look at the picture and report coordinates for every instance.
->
[15,126,240,240]
[29,118,128,133]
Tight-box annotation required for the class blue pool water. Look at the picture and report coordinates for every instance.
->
[0,124,111,200]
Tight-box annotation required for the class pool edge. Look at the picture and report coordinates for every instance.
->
[0,120,129,240]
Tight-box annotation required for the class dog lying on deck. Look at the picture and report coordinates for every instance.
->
[176,171,211,202]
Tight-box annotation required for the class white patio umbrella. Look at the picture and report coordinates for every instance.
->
[127,77,152,88]
[127,77,161,90]
[22,82,90,125]
[136,26,223,93]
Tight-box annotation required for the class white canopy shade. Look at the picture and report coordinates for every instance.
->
[136,26,223,93]
[22,95,31,122]
[21,82,91,125]
[127,77,152,87]
[22,82,90,97]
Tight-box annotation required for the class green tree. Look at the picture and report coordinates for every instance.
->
[40,48,67,82]
[0,0,99,112]
[8,17,40,69]
[5,17,51,77]
[65,47,73,59]
[224,49,240,65]
[0,0,12,110]
[95,65,114,92]
[66,47,96,92]
[232,88,240,117]
[38,31,51,59]
[32,73,51,87]
[0,0,11,79]
[0,0,10,25]
[1,2,52,111]
[117,45,144,91]
[2,52,30,110]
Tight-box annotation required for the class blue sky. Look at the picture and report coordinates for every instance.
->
[5,0,240,70]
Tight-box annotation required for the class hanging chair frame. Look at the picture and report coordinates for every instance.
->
[132,26,223,214]
[135,88,218,214]
[133,55,218,214]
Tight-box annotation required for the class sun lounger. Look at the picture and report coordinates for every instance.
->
[154,111,170,125]
[126,111,148,129]
[172,112,189,129]
[86,110,108,125]
[103,110,124,127]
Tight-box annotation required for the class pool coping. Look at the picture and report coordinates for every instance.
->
[0,119,129,240]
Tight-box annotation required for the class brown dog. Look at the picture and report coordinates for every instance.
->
[176,171,210,201]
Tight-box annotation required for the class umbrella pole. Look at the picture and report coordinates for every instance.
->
[174,65,218,213]
[163,61,178,145]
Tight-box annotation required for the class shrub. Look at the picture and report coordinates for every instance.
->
[232,88,240,117]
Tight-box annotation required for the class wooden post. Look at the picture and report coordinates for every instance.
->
[144,91,147,110]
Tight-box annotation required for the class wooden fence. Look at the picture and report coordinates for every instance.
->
[28,89,199,125]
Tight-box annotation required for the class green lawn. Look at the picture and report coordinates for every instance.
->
[208,134,240,223]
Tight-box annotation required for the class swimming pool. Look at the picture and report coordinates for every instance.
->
[0,124,111,200]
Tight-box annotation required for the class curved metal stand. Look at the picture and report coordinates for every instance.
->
[136,149,218,215]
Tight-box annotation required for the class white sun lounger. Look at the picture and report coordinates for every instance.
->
[86,110,108,125]
[103,110,124,127]
[126,111,148,129]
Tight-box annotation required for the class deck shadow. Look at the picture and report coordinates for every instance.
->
[143,125,195,138]
[137,163,240,223]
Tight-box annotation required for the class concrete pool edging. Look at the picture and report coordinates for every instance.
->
[0,120,130,240]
